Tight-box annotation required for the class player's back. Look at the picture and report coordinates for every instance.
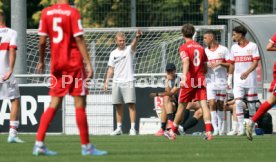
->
[180,40,206,86]
[0,27,17,76]
[39,4,84,71]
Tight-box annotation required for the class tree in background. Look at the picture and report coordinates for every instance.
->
[1,0,272,29]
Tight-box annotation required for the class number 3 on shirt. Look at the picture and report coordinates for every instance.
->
[193,49,200,66]
[53,18,63,43]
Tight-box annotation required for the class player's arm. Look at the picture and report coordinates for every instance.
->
[240,60,258,80]
[36,35,47,74]
[227,63,234,74]
[181,57,189,86]
[218,62,231,68]
[3,47,16,81]
[266,41,276,51]
[149,86,179,98]
[131,29,143,53]
[104,66,114,92]
[204,62,208,73]
[75,35,93,78]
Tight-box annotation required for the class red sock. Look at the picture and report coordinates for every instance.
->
[171,124,178,133]
[75,108,89,145]
[36,107,57,141]
[205,123,213,132]
[252,101,272,122]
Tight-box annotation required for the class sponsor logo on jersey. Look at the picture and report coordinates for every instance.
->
[234,56,253,62]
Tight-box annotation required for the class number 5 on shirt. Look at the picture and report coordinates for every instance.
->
[53,17,63,43]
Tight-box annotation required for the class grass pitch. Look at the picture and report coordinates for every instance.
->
[0,134,276,162]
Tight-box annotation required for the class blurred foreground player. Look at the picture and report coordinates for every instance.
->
[245,33,276,141]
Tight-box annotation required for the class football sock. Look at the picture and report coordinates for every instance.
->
[36,107,56,141]
[9,120,19,137]
[183,117,198,131]
[252,101,271,122]
[76,108,89,145]
[211,111,218,132]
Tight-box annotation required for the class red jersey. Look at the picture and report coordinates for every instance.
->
[179,40,207,87]
[38,4,84,72]
[269,34,276,74]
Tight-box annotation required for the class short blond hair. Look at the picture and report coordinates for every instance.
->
[115,32,125,40]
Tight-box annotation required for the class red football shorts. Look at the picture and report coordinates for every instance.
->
[178,87,207,103]
[49,68,88,97]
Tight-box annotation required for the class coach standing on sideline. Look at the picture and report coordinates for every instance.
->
[104,30,142,136]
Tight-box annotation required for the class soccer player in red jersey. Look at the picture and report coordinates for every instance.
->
[164,24,213,140]
[245,33,276,141]
[32,0,107,156]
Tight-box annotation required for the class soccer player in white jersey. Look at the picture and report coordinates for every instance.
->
[104,30,142,136]
[231,26,260,136]
[0,12,24,143]
[203,30,233,136]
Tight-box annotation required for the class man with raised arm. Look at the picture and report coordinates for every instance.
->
[104,30,142,136]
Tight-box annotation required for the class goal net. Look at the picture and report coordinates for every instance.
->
[26,25,226,135]
[26,25,226,88]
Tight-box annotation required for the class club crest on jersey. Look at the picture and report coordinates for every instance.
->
[217,53,223,58]
[247,49,253,55]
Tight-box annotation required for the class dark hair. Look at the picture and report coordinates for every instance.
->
[233,25,247,36]
[181,24,195,38]
[204,30,217,37]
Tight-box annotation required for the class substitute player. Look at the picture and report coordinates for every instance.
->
[245,33,276,140]
[0,12,24,143]
[149,63,181,136]
[33,0,107,156]
[203,30,233,135]
[164,24,213,140]
[231,26,260,136]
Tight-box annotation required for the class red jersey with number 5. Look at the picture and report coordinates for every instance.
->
[38,4,84,72]
[179,40,207,87]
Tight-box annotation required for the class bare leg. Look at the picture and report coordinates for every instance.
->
[115,104,124,123]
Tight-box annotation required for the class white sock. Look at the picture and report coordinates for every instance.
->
[248,102,256,117]
[9,120,19,137]
[211,111,218,132]
[131,123,135,130]
[35,141,44,147]
[217,111,224,133]
[221,120,226,133]
[117,123,122,130]
[232,121,238,132]
[237,116,244,133]
[81,143,91,148]
[235,100,244,133]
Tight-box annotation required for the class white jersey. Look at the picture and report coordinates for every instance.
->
[0,27,17,82]
[205,45,231,90]
[231,42,260,88]
[108,45,135,83]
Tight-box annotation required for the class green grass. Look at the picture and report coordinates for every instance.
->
[0,135,276,162]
